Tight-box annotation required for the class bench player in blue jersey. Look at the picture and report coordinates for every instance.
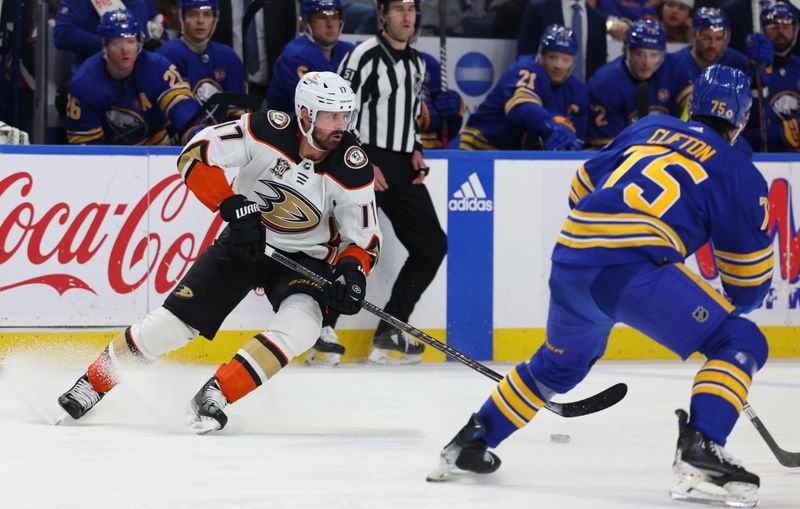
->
[418,51,464,149]
[66,9,202,145]
[458,24,587,151]
[744,2,800,152]
[430,66,773,509]
[157,0,246,123]
[588,19,680,148]
[267,0,355,113]
[672,8,748,116]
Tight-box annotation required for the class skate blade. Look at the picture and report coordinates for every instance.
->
[368,348,422,365]
[670,477,759,508]
[426,460,455,482]
[54,411,70,426]
[305,349,341,366]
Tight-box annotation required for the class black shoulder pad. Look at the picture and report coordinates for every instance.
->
[320,132,374,189]
[248,110,301,161]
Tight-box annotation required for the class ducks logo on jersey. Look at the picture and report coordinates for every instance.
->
[254,180,322,233]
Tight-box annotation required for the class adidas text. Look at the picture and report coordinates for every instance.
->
[448,198,494,211]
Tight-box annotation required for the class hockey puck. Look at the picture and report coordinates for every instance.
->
[550,433,571,443]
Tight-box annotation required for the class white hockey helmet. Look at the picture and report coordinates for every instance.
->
[294,71,357,149]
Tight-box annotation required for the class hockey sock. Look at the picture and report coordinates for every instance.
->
[689,352,756,445]
[87,327,151,393]
[215,334,289,404]
[475,362,547,448]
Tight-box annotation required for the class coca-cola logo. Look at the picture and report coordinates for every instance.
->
[0,171,225,296]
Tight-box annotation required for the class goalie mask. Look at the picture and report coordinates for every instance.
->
[294,71,358,151]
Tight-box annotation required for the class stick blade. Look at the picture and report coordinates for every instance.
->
[547,383,628,418]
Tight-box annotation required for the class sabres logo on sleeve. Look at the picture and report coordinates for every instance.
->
[267,110,291,129]
[345,146,368,169]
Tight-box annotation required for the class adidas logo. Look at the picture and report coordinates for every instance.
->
[448,172,493,212]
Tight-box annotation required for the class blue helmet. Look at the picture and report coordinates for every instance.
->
[539,24,578,55]
[760,1,798,27]
[302,0,343,17]
[625,19,666,50]
[180,0,219,15]
[693,7,730,34]
[97,9,141,41]
[689,65,752,136]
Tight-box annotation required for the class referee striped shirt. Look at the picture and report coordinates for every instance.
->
[338,32,425,153]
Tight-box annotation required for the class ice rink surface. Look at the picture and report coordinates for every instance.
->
[1,352,798,509]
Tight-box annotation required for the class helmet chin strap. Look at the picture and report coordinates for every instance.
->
[299,113,325,151]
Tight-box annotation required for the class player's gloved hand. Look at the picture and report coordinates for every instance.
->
[421,98,442,130]
[0,121,30,145]
[326,257,366,315]
[746,33,773,88]
[545,122,580,151]
[219,194,264,259]
[434,90,463,118]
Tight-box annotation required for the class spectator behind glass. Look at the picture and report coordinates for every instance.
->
[743,1,800,151]
[587,19,679,147]
[515,0,609,81]
[267,0,355,113]
[66,9,203,145]
[658,0,694,41]
[418,51,464,148]
[341,0,378,33]
[459,25,587,151]
[596,0,660,21]
[157,0,246,122]
[55,0,164,64]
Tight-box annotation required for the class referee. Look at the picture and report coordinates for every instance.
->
[333,0,447,364]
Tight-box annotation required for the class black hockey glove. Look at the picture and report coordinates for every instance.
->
[219,194,264,259]
[326,257,366,315]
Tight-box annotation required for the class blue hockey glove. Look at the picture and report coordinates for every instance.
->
[421,98,442,131]
[746,33,774,68]
[546,122,580,151]
[326,257,366,315]
[434,90,463,118]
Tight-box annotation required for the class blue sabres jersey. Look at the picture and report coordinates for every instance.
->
[66,50,200,145]
[587,55,680,148]
[671,46,748,114]
[460,55,588,150]
[267,35,355,113]
[555,115,773,310]
[419,51,464,149]
[744,55,800,152]
[157,39,246,122]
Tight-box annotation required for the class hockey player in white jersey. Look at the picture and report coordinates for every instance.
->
[57,71,381,434]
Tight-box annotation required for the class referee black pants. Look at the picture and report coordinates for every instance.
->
[368,145,447,324]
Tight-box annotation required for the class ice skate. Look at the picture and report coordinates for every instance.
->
[57,373,105,421]
[187,377,229,434]
[669,409,760,508]
[426,414,501,482]
[306,326,345,366]
[368,326,424,364]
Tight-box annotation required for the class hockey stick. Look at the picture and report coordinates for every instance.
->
[754,64,768,152]
[743,403,800,467]
[264,244,628,417]
[438,0,448,148]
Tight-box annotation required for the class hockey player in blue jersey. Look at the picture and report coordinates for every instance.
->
[267,0,355,113]
[744,2,800,151]
[672,8,748,114]
[419,51,464,149]
[459,24,587,151]
[55,0,163,64]
[66,9,202,145]
[588,19,680,148]
[430,65,773,509]
[157,0,246,123]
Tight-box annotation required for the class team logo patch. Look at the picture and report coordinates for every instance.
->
[267,110,290,129]
[270,158,291,179]
[344,146,368,169]
[693,306,709,323]
[214,69,226,81]
[658,88,670,102]
[173,285,194,299]
[254,180,322,233]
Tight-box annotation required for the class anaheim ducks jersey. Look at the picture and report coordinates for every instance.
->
[177,109,381,272]
[554,115,773,311]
